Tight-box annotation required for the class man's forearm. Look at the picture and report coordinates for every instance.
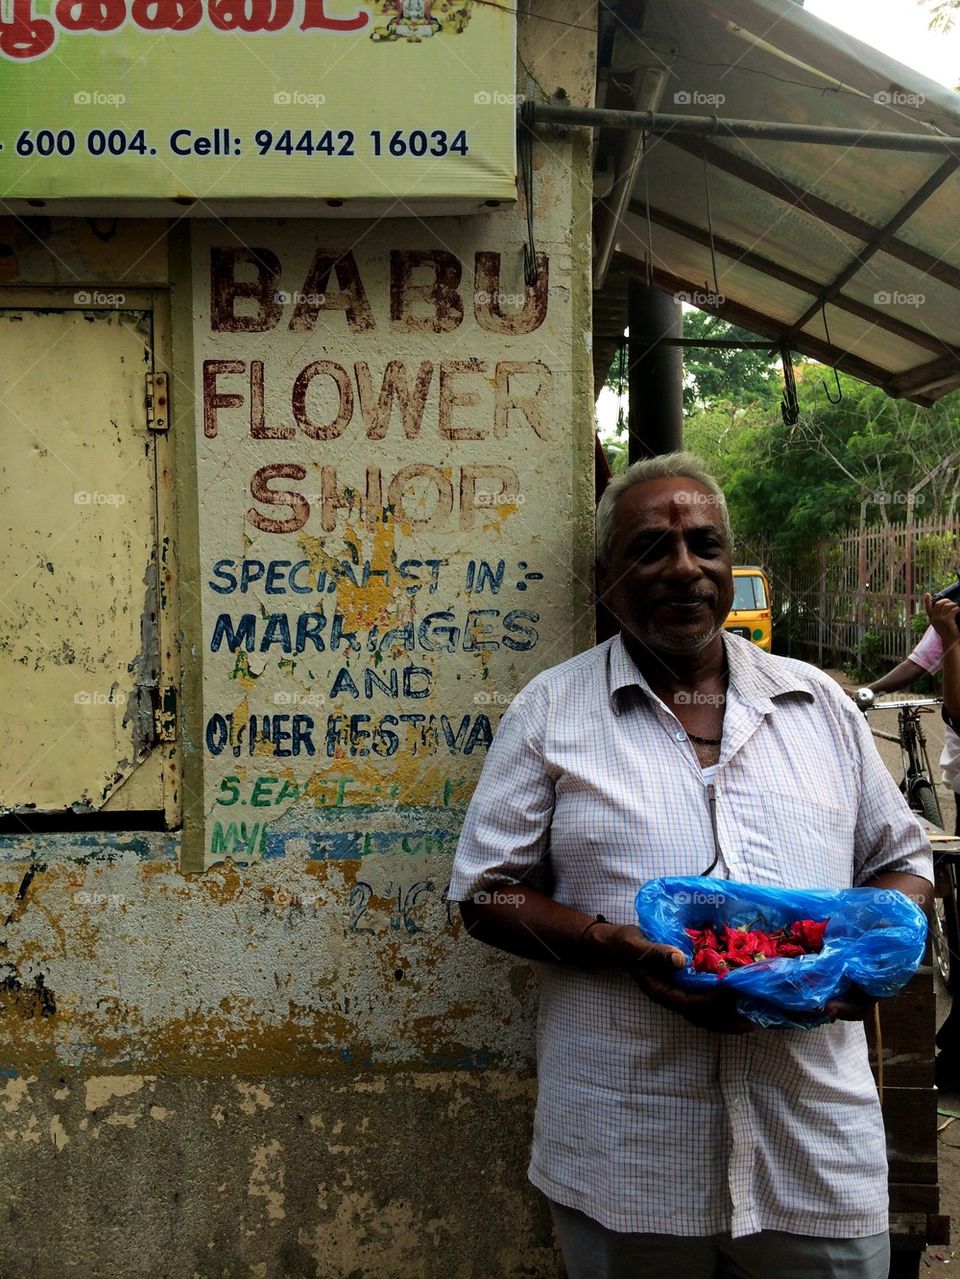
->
[942,639,960,724]
[869,659,926,696]
[862,870,933,918]
[458,886,607,966]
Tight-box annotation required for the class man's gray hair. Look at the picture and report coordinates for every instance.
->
[595,451,734,573]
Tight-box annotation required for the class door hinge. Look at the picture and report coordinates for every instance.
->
[145,372,169,432]
[152,685,178,744]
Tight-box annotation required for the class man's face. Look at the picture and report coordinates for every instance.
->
[601,477,735,657]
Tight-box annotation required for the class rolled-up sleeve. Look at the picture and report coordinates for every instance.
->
[447,685,556,903]
[849,697,934,885]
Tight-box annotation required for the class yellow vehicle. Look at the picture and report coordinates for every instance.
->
[724,566,772,651]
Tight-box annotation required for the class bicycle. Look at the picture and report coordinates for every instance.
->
[856,688,960,991]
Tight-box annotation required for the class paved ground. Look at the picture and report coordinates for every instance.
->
[825,671,959,1269]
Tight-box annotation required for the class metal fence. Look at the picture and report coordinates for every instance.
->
[740,519,960,668]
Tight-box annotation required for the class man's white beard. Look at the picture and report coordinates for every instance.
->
[630,614,724,655]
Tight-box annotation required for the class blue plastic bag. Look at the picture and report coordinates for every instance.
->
[634,876,927,1029]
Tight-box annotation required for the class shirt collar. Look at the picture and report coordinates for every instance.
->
[607,631,816,715]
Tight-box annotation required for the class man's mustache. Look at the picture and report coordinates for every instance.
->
[648,592,716,606]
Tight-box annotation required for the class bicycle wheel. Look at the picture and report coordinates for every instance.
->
[932,856,960,994]
[911,778,944,828]
[911,782,955,987]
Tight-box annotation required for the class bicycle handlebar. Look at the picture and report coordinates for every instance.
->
[871,698,942,711]
[855,686,942,713]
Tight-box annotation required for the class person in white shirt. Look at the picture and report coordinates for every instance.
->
[866,604,960,1090]
[866,621,960,835]
[449,453,933,1279]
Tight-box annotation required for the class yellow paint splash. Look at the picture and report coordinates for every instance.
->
[85,1075,152,1110]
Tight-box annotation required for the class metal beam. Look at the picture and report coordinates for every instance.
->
[886,354,960,398]
[657,337,776,349]
[612,253,940,405]
[529,102,960,155]
[626,201,958,361]
[781,157,960,342]
[596,336,775,349]
[593,39,674,293]
[666,136,960,295]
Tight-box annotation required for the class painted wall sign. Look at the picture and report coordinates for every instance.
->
[0,0,516,202]
[192,220,578,871]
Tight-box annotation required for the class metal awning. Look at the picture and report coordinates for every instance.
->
[569,0,960,405]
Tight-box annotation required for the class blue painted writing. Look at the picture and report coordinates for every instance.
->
[209,609,539,654]
[209,557,444,595]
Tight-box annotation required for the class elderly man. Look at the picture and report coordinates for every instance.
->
[448,454,932,1279]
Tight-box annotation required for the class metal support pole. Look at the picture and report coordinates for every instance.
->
[627,280,684,461]
[527,102,960,156]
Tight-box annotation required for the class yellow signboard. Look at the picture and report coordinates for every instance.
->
[0,0,517,203]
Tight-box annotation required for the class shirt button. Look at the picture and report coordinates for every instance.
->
[676,731,686,741]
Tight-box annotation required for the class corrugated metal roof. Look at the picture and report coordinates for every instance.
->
[594,0,960,403]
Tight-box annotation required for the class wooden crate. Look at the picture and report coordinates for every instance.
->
[865,957,947,1276]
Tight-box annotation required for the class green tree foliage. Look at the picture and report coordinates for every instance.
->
[685,370,960,555]
[602,311,780,412]
[925,0,958,31]
[599,310,960,548]
[679,312,780,410]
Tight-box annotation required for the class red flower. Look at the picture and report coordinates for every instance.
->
[721,926,753,952]
[750,933,780,959]
[685,925,720,951]
[684,914,829,974]
[790,919,827,952]
[693,947,726,974]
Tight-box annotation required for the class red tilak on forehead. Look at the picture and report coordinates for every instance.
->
[667,498,683,526]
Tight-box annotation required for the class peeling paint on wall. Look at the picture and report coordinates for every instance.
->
[0,5,597,1273]
[191,216,592,875]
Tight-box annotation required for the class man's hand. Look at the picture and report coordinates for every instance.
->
[924,591,960,644]
[823,983,876,1022]
[589,923,754,1035]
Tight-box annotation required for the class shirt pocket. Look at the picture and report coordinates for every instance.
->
[728,789,855,889]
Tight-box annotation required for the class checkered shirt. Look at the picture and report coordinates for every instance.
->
[449,632,932,1239]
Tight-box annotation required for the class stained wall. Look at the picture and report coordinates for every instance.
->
[0,5,596,1274]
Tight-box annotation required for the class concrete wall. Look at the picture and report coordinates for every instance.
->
[0,7,597,1274]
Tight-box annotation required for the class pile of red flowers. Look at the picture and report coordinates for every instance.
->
[686,918,828,976]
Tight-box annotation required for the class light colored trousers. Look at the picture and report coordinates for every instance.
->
[548,1199,890,1279]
